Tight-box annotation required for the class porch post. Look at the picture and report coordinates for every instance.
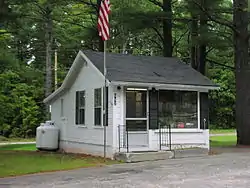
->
[158,89,161,150]
[197,91,201,129]
[149,88,160,150]
[149,88,159,130]
[200,92,209,129]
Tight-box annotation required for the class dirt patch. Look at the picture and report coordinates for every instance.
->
[210,146,250,154]
[208,150,221,155]
[236,144,250,148]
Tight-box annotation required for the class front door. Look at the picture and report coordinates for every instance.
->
[125,88,148,148]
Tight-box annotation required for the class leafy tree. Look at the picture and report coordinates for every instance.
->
[0,69,44,138]
[0,0,248,142]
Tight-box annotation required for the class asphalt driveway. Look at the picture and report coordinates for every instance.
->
[1,152,250,188]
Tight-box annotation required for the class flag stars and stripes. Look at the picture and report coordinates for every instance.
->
[98,0,111,41]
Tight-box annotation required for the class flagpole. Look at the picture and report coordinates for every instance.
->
[97,0,110,158]
[103,40,107,158]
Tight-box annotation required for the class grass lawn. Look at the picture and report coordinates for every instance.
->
[0,144,118,178]
[210,129,236,134]
[210,135,237,147]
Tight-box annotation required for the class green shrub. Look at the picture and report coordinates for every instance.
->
[0,135,8,141]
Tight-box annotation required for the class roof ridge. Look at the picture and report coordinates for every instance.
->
[82,49,181,60]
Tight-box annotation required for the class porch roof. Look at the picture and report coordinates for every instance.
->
[82,50,219,88]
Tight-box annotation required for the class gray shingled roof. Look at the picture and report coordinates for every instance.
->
[82,50,217,87]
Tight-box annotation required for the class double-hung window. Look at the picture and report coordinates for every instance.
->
[94,88,102,126]
[126,88,147,131]
[75,91,85,125]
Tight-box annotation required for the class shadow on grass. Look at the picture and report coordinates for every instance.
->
[0,144,36,151]
[210,135,237,147]
[210,140,236,147]
[209,135,250,154]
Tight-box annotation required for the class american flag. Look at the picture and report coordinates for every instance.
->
[97,0,111,41]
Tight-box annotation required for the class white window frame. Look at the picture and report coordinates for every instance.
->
[76,90,85,125]
[94,88,103,126]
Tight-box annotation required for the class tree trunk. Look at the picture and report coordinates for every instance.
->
[0,0,9,23]
[233,0,250,145]
[162,0,172,57]
[198,0,207,75]
[122,38,128,54]
[17,40,24,62]
[45,8,53,98]
[191,14,198,70]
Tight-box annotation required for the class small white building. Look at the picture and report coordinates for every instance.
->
[44,50,219,158]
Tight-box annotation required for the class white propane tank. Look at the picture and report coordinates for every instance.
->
[36,121,59,151]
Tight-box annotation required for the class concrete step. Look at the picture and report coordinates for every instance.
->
[114,148,209,163]
[114,151,175,163]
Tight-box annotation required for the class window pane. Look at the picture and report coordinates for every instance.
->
[75,91,80,124]
[126,91,136,118]
[126,120,147,131]
[94,88,101,107]
[126,90,147,118]
[95,107,101,125]
[79,91,85,107]
[159,90,197,129]
[79,109,85,124]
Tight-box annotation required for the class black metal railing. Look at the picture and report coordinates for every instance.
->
[118,124,129,153]
[159,124,172,151]
[118,124,172,153]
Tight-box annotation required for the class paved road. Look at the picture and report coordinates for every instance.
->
[1,152,250,188]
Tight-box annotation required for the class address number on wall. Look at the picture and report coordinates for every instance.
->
[114,93,117,106]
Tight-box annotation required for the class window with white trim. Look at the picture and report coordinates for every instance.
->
[75,90,85,125]
[94,88,102,126]
[126,88,147,131]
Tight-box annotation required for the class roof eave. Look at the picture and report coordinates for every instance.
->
[43,51,83,104]
[110,81,220,91]
[43,87,65,104]
[44,50,108,104]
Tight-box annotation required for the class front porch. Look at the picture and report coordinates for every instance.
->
[112,85,210,154]
[117,124,210,153]
[115,125,209,162]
